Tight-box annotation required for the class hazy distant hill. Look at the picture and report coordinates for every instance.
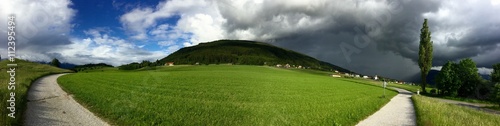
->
[160,40,351,73]
[35,61,77,69]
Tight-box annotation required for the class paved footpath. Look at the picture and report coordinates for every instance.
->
[24,74,109,126]
[356,88,416,126]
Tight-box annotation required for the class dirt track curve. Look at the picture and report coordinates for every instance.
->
[24,74,109,126]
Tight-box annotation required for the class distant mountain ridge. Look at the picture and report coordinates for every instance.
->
[160,40,352,73]
[35,61,77,69]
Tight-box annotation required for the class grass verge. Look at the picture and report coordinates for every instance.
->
[389,84,495,104]
[412,95,500,126]
[484,106,500,111]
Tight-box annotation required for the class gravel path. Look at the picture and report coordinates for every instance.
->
[24,74,109,126]
[356,88,416,126]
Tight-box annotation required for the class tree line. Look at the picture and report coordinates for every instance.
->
[417,19,500,106]
[118,60,162,70]
[435,59,499,97]
[74,63,114,72]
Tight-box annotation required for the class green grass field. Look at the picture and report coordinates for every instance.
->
[0,59,72,125]
[412,95,500,126]
[58,65,398,125]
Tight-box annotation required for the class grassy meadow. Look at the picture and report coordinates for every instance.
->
[412,95,500,126]
[58,65,398,125]
[0,59,72,125]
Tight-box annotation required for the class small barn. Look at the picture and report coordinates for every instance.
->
[165,62,174,66]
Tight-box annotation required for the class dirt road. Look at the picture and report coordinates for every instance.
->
[24,74,109,126]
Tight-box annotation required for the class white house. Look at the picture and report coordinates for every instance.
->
[276,64,282,67]
[331,75,341,78]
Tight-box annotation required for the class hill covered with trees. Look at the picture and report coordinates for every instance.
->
[74,63,114,72]
[159,40,351,73]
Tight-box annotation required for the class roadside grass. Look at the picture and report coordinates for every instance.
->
[412,95,500,126]
[0,59,72,125]
[58,65,398,125]
[484,106,500,111]
[438,96,496,104]
[388,84,495,104]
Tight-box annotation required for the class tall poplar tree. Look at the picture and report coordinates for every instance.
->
[418,19,434,93]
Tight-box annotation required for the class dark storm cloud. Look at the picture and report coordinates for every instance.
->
[3,0,499,81]
[212,0,435,80]
[213,0,500,81]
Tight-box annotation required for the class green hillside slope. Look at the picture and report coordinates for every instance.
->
[0,59,72,125]
[160,40,351,73]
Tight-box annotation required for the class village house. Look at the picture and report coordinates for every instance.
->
[165,62,174,66]
[331,74,341,78]
[285,64,291,68]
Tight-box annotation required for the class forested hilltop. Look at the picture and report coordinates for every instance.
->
[159,40,350,72]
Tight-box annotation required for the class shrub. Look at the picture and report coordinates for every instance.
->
[430,89,437,95]
[492,83,500,107]
[435,61,460,96]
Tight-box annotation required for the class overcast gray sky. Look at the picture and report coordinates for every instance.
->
[1,0,499,81]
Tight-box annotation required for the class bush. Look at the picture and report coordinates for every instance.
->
[435,61,461,96]
[430,89,437,95]
[492,83,500,107]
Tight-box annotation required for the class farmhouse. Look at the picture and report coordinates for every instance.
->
[331,74,341,78]
[165,62,174,66]
[276,64,282,67]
